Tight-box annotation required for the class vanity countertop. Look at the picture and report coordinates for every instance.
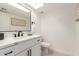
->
[0,35,41,50]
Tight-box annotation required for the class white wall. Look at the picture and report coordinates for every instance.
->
[73,4,79,55]
[40,4,76,55]
[31,11,41,35]
[19,3,41,35]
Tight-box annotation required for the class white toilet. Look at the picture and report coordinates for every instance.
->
[41,42,50,56]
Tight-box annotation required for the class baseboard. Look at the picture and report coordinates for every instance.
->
[48,48,75,56]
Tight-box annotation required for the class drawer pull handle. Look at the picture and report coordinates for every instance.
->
[4,51,13,55]
[30,49,31,56]
[27,50,29,56]
[27,49,31,56]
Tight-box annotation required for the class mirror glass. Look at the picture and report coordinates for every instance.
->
[0,3,31,31]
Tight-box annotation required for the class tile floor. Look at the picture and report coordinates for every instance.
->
[47,50,68,56]
[42,48,68,56]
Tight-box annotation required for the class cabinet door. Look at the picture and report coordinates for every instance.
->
[13,38,40,55]
[16,49,28,56]
[31,44,41,56]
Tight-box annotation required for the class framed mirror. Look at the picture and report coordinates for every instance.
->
[0,3,31,32]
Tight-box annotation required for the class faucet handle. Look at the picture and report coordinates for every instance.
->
[13,34,17,37]
[21,33,24,36]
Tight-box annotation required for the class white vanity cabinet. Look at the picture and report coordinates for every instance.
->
[16,49,29,56]
[0,36,41,56]
[30,44,41,56]
[16,44,41,56]
[15,37,41,56]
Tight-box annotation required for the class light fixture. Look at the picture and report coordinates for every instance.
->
[28,3,44,9]
[8,3,30,13]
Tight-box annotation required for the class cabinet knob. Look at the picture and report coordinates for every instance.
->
[21,33,24,36]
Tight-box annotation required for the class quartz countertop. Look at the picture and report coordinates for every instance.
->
[0,35,41,50]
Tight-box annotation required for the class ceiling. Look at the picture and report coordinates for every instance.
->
[0,3,75,18]
[36,3,75,14]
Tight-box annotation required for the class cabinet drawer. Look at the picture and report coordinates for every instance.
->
[13,37,41,55]
[0,46,15,56]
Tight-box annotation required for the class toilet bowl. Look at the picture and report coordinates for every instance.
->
[41,42,50,56]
